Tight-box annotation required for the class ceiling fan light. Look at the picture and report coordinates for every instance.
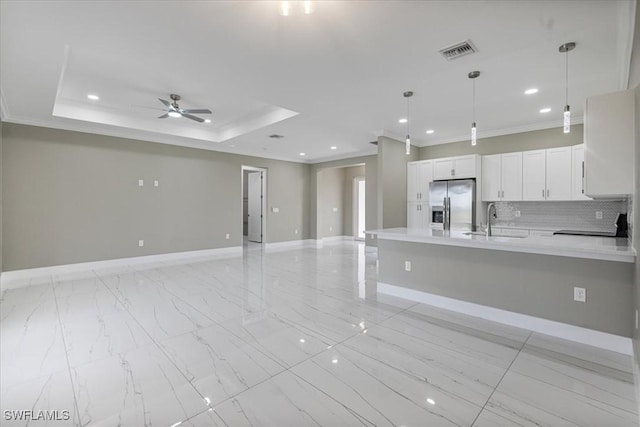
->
[168,111,181,118]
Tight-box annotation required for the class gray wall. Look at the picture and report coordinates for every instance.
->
[0,119,3,272]
[309,155,377,242]
[377,136,418,229]
[317,167,345,238]
[342,165,365,237]
[378,239,634,337]
[419,125,584,160]
[2,123,310,271]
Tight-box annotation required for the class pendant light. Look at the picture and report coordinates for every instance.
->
[468,71,480,146]
[403,91,413,155]
[559,42,576,134]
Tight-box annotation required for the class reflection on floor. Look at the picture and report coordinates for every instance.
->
[1,242,638,426]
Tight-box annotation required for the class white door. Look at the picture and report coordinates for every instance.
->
[500,152,523,201]
[248,172,262,243]
[407,203,422,228]
[481,154,501,201]
[546,147,572,200]
[522,150,546,200]
[417,160,433,201]
[356,178,366,239]
[433,158,454,180]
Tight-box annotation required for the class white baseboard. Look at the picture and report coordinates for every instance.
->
[264,239,318,251]
[378,282,633,356]
[1,246,243,290]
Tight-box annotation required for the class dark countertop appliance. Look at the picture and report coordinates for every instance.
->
[553,213,628,238]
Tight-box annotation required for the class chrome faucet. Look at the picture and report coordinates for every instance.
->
[486,203,496,237]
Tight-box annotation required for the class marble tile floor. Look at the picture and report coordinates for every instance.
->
[1,242,638,426]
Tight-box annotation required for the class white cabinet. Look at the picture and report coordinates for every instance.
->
[522,147,571,201]
[481,152,522,201]
[584,89,635,198]
[433,155,477,180]
[407,160,432,202]
[545,147,572,200]
[571,144,590,200]
[407,203,428,229]
[522,149,547,200]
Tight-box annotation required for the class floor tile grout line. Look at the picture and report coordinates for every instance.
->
[51,276,83,426]
[469,329,534,427]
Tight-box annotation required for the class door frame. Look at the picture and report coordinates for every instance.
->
[241,165,267,245]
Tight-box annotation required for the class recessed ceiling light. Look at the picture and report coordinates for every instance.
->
[87,94,99,100]
[330,146,337,150]
[539,108,551,113]
[398,118,408,124]
[168,111,182,118]
[524,88,539,95]
[299,152,306,156]
[426,129,435,134]
[204,119,211,123]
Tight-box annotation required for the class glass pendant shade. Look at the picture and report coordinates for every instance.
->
[471,122,477,146]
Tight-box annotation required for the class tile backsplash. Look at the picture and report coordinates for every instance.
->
[493,200,628,232]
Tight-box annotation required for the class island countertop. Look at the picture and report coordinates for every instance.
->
[369,227,636,263]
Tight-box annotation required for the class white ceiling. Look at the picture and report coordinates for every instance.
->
[1,1,636,163]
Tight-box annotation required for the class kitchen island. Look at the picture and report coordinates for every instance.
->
[370,227,636,349]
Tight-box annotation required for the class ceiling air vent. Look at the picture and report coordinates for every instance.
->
[438,39,477,61]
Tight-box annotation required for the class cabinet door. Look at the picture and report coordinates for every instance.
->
[500,152,523,201]
[481,155,501,201]
[433,158,454,180]
[417,161,433,201]
[584,89,635,197]
[407,203,427,229]
[407,162,419,202]
[546,147,572,200]
[522,150,546,200]
[452,155,476,178]
[571,145,590,200]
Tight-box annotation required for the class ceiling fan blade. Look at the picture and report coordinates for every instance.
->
[158,113,169,119]
[181,109,212,114]
[181,113,205,123]
[158,98,171,108]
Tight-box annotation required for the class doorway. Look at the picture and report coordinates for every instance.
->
[354,176,366,240]
[241,166,267,246]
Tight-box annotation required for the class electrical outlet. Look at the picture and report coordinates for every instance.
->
[294,229,298,235]
[154,180,159,187]
[138,179,144,187]
[272,207,279,213]
[404,261,412,272]
[595,211,603,219]
[138,239,144,247]
[225,233,230,240]
[333,207,338,212]
[514,210,521,218]
[329,226,333,232]
[573,287,586,302]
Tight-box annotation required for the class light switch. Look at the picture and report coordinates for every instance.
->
[138,239,144,247]
[272,207,279,213]
[332,207,338,212]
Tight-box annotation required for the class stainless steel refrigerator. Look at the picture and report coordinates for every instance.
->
[429,179,476,231]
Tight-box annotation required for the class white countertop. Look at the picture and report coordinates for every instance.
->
[369,228,636,263]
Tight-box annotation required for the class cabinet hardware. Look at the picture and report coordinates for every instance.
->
[546,189,550,198]
[542,189,544,198]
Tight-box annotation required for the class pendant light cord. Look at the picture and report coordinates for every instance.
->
[406,94,410,139]
[565,50,569,106]
[472,78,476,123]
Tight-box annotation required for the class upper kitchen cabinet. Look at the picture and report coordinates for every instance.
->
[584,89,635,198]
[522,147,572,201]
[481,152,522,201]
[433,155,478,180]
[571,144,590,200]
[407,160,433,202]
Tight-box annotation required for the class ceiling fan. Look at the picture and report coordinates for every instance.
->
[157,94,212,123]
